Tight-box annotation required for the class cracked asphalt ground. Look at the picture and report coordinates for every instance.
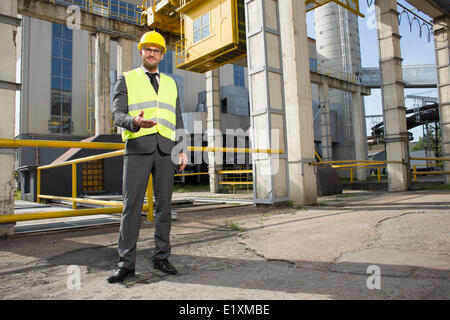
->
[0,190,449,299]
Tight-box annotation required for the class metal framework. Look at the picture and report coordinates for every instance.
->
[305,0,364,17]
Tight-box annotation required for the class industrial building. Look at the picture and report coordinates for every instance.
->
[0,0,449,236]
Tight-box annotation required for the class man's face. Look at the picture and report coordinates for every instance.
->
[140,45,164,71]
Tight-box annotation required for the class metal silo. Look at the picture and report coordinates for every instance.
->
[314,2,364,164]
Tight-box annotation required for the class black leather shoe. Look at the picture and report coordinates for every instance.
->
[107,268,135,283]
[153,259,177,275]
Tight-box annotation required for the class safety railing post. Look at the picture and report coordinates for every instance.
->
[350,167,354,183]
[147,174,153,222]
[72,163,77,209]
[377,167,381,182]
[413,165,417,182]
[37,168,41,203]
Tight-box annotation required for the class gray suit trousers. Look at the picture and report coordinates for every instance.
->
[117,147,175,270]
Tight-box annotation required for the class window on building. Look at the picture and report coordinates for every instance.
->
[234,64,245,87]
[221,98,228,114]
[50,23,73,134]
[193,12,210,43]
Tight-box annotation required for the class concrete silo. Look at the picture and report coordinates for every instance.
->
[314,2,367,169]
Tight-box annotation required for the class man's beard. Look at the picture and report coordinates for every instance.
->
[143,59,158,71]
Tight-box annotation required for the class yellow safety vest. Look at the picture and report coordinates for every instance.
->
[122,67,178,142]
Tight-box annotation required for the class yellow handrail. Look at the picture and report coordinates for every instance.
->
[0,206,138,224]
[0,139,283,154]
[0,139,124,150]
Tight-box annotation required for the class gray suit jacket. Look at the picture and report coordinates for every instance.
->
[112,73,185,155]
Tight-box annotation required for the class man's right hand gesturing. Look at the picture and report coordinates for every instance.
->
[133,110,157,128]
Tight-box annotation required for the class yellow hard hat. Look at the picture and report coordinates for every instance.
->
[138,30,167,54]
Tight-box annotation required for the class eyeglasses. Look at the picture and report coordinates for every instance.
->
[142,47,162,55]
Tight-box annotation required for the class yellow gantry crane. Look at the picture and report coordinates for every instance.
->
[139,0,363,73]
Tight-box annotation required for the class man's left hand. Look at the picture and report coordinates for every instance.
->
[178,153,188,171]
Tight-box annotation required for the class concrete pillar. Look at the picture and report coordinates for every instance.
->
[0,0,19,236]
[352,87,368,181]
[94,32,111,135]
[205,68,222,193]
[319,81,333,161]
[375,0,409,191]
[245,0,290,204]
[433,15,450,184]
[117,37,133,76]
[115,37,133,135]
[279,0,317,205]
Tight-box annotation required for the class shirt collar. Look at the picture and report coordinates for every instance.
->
[141,65,159,76]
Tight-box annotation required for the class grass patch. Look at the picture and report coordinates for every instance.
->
[421,184,450,191]
[173,184,210,193]
[287,200,308,211]
[335,193,355,198]
[225,219,245,232]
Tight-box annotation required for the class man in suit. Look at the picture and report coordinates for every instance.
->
[108,31,188,283]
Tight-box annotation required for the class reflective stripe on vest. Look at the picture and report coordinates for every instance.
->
[122,67,178,142]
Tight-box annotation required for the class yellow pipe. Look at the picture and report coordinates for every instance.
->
[218,170,253,174]
[377,167,381,182]
[412,163,444,167]
[175,172,209,176]
[0,207,120,224]
[413,165,417,182]
[72,163,77,209]
[410,157,450,161]
[350,167,354,183]
[38,195,123,207]
[332,163,384,168]
[314,160,385,165]
[315,150,323,163]
[147,174,153,222]
[0,204,153,224]
[188,146,283,154]
[413,171,450,175]
[39,150,125,170]
[0,139,124,150]
[219,181,253,185]
[0,139,283,155]
[37,168,41,203]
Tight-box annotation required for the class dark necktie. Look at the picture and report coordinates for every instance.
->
[147,72,159,94]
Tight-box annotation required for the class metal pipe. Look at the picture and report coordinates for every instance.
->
[39,150,125,170]
[147,174,153,222]
[37,168,41,203]
[218,170,252,174]
[0,139,125,150]
[38,195,123,207]
[0,139,283,154]
[410,157,450,161]
[175,172,209,176]
[72,163,77,209]
[219,181,253,185]
[0,204,153,224]
[188,146,284,154]
[0,206,120,224]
